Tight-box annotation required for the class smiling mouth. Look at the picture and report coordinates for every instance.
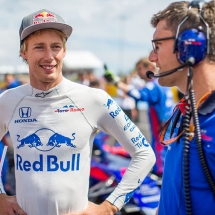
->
[40,65,56,70]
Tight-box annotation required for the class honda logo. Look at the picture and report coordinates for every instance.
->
[19,107,32,118]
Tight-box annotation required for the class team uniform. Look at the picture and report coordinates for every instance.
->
[159,92,215,215]
[0,77,155,215]
[127,79,175,176]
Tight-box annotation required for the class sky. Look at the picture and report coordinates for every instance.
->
[0,0,180,75]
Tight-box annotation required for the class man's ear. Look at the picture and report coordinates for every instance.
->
[63,50,66,58]
[20,50,27,60]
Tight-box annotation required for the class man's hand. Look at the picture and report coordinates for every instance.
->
[0,194,27,215]
[65,200,118,215]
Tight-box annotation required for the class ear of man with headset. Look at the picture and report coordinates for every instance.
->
[149,1,215,215]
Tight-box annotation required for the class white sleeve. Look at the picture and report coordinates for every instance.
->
[94,90,156,210]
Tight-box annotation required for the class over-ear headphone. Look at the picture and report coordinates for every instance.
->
[173,0,209,65]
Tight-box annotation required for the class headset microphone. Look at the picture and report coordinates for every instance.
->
[146,57,195,79]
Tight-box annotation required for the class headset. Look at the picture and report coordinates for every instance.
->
[146,0,209,79]
[147,1,215,215]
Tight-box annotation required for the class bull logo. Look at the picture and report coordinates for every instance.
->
[46,133,76,148]
[33,11,57,25]
[103,98,114,109]
[16,128,76,151]
[17,134,42,149]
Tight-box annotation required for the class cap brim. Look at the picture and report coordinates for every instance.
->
[21,22,73,40]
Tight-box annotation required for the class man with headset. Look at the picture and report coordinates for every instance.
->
[148,0,215,214]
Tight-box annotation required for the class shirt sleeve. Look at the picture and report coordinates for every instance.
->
[91,89,156,210]
[127,81,160,104]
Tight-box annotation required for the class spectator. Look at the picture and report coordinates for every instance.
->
[4,74,22,89]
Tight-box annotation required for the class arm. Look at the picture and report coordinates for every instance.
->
[118,80,161,105]
[117,81,146,103]
[67,89,156,215]
[95,91,156,211]
[117,81,131,94]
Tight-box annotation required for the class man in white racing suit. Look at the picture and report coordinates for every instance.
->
[0,9,155,215]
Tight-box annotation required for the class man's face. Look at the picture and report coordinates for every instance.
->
[20,30,66,90]
[149,19,187,88]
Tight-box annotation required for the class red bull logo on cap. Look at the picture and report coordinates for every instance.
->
[33,11,57,25]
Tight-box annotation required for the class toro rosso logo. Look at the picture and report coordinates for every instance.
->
[16,128,76,151]
[52,104,85,113]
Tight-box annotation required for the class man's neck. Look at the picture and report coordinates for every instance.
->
[190,60,215,102]
[30,76,63,91]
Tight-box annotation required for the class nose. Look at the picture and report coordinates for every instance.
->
[148,50,157,63]
[44,47,54,61]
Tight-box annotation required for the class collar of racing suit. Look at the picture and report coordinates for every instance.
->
[29,77,69,98]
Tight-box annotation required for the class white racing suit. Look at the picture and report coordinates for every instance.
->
[0,77,155,215]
